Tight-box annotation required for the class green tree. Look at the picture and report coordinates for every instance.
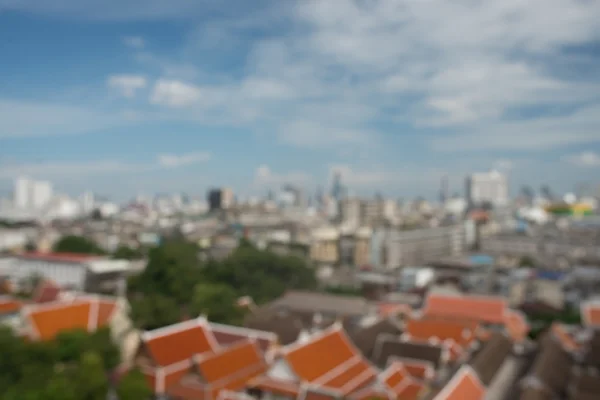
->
[202,245,317,304]
[116,368,152,400]
[130,294,181,330]
[131,240,201,304]
[53,235,106,255]
[55,327,120,370]
[113,245,144,261]
[190,283,245,324]
[73,352,109,400]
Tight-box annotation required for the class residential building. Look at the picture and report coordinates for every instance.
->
[466,170,508,207]
[2,252,134,292]
[13,177,53,210]
[378,224,467,269]
[339,197,361,226]
[309,226,339,265]
[354,227,372,267]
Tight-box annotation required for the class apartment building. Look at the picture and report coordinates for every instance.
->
[376,224,467,269]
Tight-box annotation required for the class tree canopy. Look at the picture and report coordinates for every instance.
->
[116,368,152,400]
[53,235,106,255]
[113,245,145,261]
[0,326,121,400]
[128,238,317,329]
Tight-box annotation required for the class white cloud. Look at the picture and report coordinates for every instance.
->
[0,160,141,180]
[0,99,130,138]
[253,165,311,187]
[150,79,202,107]
[107,74,147,98]
[430,104,600,151]
[562,152,600,167]
[278,120,374,149]
[5,0,600,156]
[123,36,145,49]
[157,152,211,168]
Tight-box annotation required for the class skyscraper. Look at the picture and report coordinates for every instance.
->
[440,175,449,204]
[466,170,508,207]
[331,172,346,201]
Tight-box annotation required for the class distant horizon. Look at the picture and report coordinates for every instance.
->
[1,0,600,199]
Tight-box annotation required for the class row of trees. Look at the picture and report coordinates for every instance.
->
[127,238,318,329]
[48,235,145,260]
[0,327,150,400]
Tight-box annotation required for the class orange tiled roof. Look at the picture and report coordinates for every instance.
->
[19,252,103,263]
[581,300,600,328]
[281,324,377,396]
[402,361,432,380]
[423,294,507,324]
[196,340,266,385]
[551,322,580,352]
[396,380,425,400]
[380,362,425,399]
[284,324,357,382]
[142,318,218,367]
[431,366,485,400]
[378,303,411,317]
[208,322,277,354]
[33,281,61,303]
[405,318,477,347]
[504,310,529,343]
[25,297,117,341]
[0,297,21,315]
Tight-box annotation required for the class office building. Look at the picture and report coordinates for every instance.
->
[207,188,234,211]
[466,170,508,207]
[13,177,53,210]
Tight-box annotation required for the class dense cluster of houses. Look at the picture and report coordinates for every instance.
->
[1,285,600,400]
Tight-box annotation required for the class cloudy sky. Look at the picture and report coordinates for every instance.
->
[1,0,600,200]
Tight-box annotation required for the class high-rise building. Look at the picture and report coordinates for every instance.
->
[440,175,449,204]
[13,177,53,210]
[466,170,508,207]
[14,177,30,209]
[207,188,234,211]
[331,172,346,202]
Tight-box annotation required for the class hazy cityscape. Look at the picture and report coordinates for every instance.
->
[2,0,600,400]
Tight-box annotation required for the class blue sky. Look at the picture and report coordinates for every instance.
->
[1,0,600,200]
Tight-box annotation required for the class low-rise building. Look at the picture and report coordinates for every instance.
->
[2,252,135,293]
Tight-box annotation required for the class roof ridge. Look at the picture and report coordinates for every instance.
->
[88,295,100,332]
[209,321,278,341]
[431,365,484,400]
[280,321,343,355]
[206,360,266,389]
[311,355,361,387]
[340,366,377,395]
[196,339,255,364]
[142,316,208,342]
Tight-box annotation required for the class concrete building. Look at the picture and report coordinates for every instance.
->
[309,227,339,265]
[2,252,134,292]
[207,188,234,211]
[466,170,508,207]
[14,177,53,210]
[339,197,361,226]
[378,224,467,269]
[354,227,372,267]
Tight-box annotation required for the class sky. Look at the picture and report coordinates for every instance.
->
[1,0,600,201]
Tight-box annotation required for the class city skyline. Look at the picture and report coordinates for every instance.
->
[1,0,600,198]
